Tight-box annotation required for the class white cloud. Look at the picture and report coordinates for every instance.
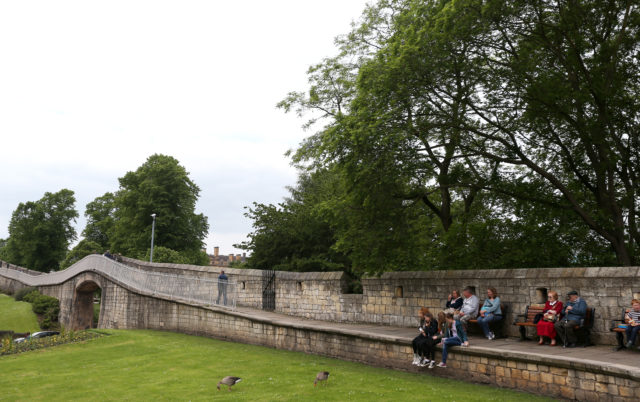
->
[0,0,370,254]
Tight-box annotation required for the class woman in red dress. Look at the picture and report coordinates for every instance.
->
[537,291,563,345]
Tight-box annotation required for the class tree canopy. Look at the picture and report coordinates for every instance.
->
[256,0,639,273]
[82,192,116,249]
[108,154,209,264]
[0,189,78,272]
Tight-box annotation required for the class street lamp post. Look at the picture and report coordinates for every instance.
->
[150,213,156,263]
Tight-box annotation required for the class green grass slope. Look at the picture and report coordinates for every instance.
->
[0,330,554,401]
[0,294,40,333]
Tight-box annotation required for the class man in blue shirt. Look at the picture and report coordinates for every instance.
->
[554,290,587,347]
[217,270,229,306]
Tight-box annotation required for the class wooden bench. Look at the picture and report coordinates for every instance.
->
[467,302,508,338]
[514,306,595,346]
[569,307,596,347]
[610,308,639,351]
[513,305,545,340]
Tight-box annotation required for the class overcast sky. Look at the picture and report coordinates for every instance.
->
[0,1,369,256]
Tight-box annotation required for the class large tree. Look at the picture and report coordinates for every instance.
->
[237,168,351,273]
[109,154,209,262]
[82,192,115,249]
[2,189,78,272]
[281,0,637,268]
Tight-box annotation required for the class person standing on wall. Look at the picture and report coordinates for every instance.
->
[217,270,229,306]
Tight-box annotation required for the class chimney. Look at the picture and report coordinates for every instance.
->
[214,247,219,257]
[242,253,246,259]
[229,254,235,262]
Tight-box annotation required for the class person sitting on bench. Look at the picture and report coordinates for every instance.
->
[554,290,587,348]
[477,287,502,340]
[537,290,563,346]
[624,299,640,349]
[445,289,463,311]
[458,287,479,328]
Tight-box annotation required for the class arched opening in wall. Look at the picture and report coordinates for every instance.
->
[535,288,548,305]
[73,281,102,330]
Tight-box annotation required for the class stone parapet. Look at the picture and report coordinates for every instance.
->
[3,256,640,346]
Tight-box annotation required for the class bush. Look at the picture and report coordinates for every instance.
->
[31,294,59,315]
[16,290,60,329]
[14,287,37,302]
[21,290,40,303]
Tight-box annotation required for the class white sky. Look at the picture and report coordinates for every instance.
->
[0,0,370,256]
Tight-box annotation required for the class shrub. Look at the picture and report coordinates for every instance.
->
[31,294,59,315]
[16,290,60,329]
[14,287,37,302]
[21,290,40,303]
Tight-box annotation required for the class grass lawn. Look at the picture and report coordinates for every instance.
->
[0,330,555,401]
[0,294,40,333]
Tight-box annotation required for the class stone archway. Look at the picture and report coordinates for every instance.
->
[72,281,102,330]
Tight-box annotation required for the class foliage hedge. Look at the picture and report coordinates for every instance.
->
[13,287,37,302]
[0,330,102,356]
[15,289,60,330]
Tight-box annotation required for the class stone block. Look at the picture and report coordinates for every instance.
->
[618,386,634,397]
[560,386,575,400]
[553,375,566,385]
[540,372,554,384]
[595,382,609,394]
[549,366,568,376]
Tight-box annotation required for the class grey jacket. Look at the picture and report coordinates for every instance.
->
[461,295,479,317]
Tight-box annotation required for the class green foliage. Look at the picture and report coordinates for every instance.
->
[20,290,60,330]
[139,246,210,266]
[2,190,78,272]
[140,246,189,264]
[278,0,638,270]
[237,169,351,274]
[82,192,116,249]
[109,154,209,263]
[0,330,548,401]
[60,239,103,269]
[13,287,38,302]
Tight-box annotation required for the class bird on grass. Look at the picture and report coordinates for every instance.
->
[314,371,330,387]
[217,376,242,391]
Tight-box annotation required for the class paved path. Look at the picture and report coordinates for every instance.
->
[231,305,640,377]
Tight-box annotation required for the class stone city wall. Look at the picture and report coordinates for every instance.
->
[117,258,640,345]
[3,256,640,345]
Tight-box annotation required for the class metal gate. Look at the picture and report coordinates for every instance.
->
[261,269,276,311]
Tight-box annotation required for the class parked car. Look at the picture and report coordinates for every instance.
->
[14,331,60,343]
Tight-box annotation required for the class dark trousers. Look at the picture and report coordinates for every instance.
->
[412,335,429,356]
[625,325,640,345]
[419,337,436,361]
[555,319,580,344]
